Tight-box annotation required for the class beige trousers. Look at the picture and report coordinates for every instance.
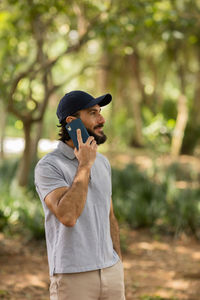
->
[50,260,126,300]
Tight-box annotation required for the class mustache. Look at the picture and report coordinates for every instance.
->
[94,124,104,130]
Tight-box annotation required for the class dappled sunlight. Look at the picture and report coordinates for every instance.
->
[134,156,153,169]
[192,251,200,260]
[123,260,135,270]
[1,1,200,300]
[175,180,200,189]
[138,241,170,251]
[109,153,134,167]
[123,230,200,299]
[175,245,200,262]
[175,245,193,254]
[165,279,189,290]
[20,274,47,288]
[138,241,154,250]
[2,270,48,291]
[1,231,200,299]
[154,290,177,298]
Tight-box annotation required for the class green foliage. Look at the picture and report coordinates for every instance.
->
[0,186,45,240]
[112,163,200,237]
[0,209,9,231]
[140,297,164,300]
[0,159,44,239]
[142,113,172,152]
[162,99,177,120]
[0,290,9,297]
[112,164,165,227]
[1,0,200,235]
[1,0,200,156]
[108,107,134,147]
[182,122,200,154]
[140,296,178,300]
[119,225,129,253]
[17,197,45,240]
[165,161,199,182]
[0,157,19,187]
[0,157,200,239]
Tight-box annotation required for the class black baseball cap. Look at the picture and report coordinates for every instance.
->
[56,90,112,123]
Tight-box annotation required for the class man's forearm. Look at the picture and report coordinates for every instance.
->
[57,165,91,226]
[110,214,122,260]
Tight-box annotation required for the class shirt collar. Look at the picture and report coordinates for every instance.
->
[57,141,76,160]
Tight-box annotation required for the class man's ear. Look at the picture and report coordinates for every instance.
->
[66,116,77,123]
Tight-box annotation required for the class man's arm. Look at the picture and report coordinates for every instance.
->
[110,198,122,260]
[45,129,97,227]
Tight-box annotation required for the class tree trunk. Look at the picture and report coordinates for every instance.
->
[128,55,144,147]
[31,120,43,163]
[129,52,146,104]
[97,50,110,94]
[0,103,7,160]
[171,57,189,156]
[171,94,188,157]
[193,65,200,126]
[129,78,144,147]
[181,57,200,154]
[17,122,33,186]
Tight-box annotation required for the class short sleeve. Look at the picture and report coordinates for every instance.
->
[34,160,70,201]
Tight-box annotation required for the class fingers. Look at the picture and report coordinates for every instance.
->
[85,136,95,146]
[90,140,97,150]
[91,143,98,151]
[88,138,97,149]
[76,129,97,149]
[74,147,78,155]
[76,129,83,146]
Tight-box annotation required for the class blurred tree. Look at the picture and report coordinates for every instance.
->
[0,101,7,159]
[0,0,112,186]
[1,0,200,187]
[171,94,188,157]
[102,0,200,152]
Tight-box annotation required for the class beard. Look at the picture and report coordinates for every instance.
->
[86,125,107,145]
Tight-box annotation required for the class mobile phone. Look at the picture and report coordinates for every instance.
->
[65,118,90,150]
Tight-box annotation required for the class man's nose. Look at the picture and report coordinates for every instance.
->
[98,114,105,124]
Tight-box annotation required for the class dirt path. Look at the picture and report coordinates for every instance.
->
[0,230,200,300]
[124,230,200,300]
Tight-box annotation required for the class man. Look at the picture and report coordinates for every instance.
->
[34,90,126,300]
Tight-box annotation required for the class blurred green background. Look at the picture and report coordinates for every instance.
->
[0,0,200,242]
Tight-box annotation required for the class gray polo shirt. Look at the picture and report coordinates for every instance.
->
[34,141,119,276]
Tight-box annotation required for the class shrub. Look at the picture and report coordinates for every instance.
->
[112,164,165,228]
[112,163,200,237]
[1,158,200,239]
[0,159,44,239]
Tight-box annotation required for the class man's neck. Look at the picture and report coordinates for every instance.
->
[65,140,75,148]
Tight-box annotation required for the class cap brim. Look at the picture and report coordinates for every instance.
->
[95,93,112,106]
[83,93,112,110]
